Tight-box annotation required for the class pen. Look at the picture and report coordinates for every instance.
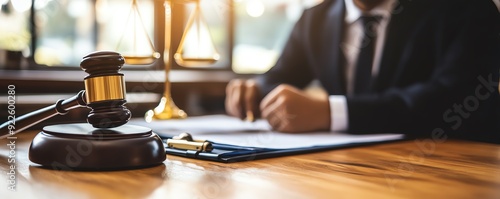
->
[245,110,255,122]
[166,139,213,152]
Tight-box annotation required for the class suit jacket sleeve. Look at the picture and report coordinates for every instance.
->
[256,12,315,96]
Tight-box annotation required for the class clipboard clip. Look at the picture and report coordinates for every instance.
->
[166,132,213,152]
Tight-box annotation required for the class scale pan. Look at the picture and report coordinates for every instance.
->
[123,52,161,65]
[173,53,219,67]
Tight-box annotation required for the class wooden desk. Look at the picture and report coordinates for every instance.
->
[1,130,499,199]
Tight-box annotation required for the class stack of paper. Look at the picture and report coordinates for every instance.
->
[129,115,404,149]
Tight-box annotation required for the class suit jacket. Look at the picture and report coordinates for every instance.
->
[257,0,500,143]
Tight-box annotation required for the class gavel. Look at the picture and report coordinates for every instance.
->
[0,51,131,139]
[0,51,165,170]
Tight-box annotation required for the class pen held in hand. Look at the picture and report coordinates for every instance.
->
[245,110,255,122]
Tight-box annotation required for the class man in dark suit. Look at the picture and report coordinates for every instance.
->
[226,0,500,142]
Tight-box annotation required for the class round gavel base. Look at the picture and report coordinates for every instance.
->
[29,123,166,170]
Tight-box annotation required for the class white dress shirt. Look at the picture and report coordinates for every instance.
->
[330,0,396,131]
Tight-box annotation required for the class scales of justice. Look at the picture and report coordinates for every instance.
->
[0,0,219,170]
[116,0,220,121]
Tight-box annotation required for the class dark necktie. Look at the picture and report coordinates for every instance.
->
[353,16,380,94]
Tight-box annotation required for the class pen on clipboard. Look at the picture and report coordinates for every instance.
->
[166,139,213,152]
[165,132,213,152]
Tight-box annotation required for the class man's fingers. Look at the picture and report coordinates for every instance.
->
[260,85,288,112]
[225,79,261,120]
[262,99,293,132]
[261,96,283,121]
[224,81,236,116]
[237,81,247,119]
[244,80,258,121]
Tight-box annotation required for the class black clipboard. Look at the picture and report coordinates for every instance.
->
[159,134,404,163]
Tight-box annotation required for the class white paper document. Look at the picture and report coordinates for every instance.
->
[129,115,404,149]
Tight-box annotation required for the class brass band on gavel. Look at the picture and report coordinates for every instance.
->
[84,75,126,103]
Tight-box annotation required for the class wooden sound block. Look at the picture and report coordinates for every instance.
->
[28,123,166,170]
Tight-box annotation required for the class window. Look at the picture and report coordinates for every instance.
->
[231,0,322,74]
[35,0,157,67]
[0,0,30,52]
[35,0,94,67]
[0,0,158,68]
[0,0,229,69]
[0,0,31,69]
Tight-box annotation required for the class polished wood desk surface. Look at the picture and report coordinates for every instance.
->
[1,130,499,199]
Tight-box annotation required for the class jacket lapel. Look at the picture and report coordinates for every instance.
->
[374,0,422,91]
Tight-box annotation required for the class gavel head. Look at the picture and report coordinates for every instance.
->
[80,51,131,128]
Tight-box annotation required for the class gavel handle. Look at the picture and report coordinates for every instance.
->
[0,90,87,139]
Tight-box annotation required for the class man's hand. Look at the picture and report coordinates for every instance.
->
[260,85,330,133]
[225,79,260,120]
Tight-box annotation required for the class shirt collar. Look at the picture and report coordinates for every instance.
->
[344,0,397,24]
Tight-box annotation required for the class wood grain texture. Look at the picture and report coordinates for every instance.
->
[1,131,499,199]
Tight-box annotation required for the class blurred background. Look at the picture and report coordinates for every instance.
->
[0,0,322,125]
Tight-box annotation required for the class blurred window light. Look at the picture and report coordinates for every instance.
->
[246,0,264,18]
[232,0,323,74]
[35,0,52,10]
[11,0,31,12]
[0,0,31,52]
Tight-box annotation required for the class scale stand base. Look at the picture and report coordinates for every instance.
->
[29,123,166,170]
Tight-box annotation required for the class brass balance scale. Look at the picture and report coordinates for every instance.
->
[117,0,220,120]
